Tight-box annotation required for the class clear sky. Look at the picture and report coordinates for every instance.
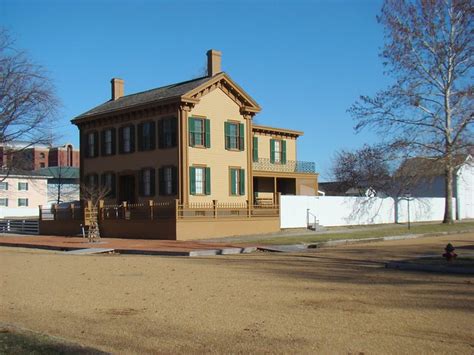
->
[1,0,389,181]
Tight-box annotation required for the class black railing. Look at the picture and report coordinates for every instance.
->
[252,158,316,174]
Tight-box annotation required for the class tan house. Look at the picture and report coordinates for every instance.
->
[57,50,318,239]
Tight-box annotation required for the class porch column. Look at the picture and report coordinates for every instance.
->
[244,113,254,205]
[179,104,192,205]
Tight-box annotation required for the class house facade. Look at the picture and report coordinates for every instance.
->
[58,50,318,239]
[72,50,317,208]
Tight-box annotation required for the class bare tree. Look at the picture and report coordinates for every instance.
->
[349,0,473,223]
[0,28,58,174]
[80,183,110,209]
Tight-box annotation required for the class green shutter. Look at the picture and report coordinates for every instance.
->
[239,123,245,151]
[205,119,211,148]
[224,122,230,149]
[189,167,196,195]
[230,168,236,195]
[188,117,195,147]
[239,169,245,195]
[281,140,287,164]
[270,139,275,163]
[205,167,211,195]
[253,136,258,162]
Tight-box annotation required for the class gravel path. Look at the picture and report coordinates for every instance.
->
[1,234,473,354]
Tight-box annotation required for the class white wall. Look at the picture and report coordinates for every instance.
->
[457,163,474,219]
[280,195,457,228]
[0,207,39,218]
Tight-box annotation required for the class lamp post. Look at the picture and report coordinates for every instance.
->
[404,192,412,230]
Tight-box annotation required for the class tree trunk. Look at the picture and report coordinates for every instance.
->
[443,159,454,224]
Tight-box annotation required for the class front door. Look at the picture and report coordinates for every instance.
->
[119,175,136,203]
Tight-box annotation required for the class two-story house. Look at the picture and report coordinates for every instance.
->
[67,50,318,239]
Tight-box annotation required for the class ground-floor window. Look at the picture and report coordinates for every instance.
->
[0,198,8,206]
[229,168,245,196]
[190,166,210,195]
[139,168,155,197]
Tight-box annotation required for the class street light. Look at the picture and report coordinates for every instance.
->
[404,192,412,230]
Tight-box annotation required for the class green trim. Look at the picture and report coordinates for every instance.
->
[224,122,230,149]
[205,167,211,195]
[270,139,275,163]
[188,117,195,147]
[239,123,245,151]
[281,140,287,164]
[204,119,211,148]
[239,169,245,195]
[230,168,236,195]
[253,136,258,162]
[189,167,196,195]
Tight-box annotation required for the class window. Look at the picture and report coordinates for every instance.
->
[119,125,135,154]
[18,182,28,191]
[86,132,98,158]
[101,128,116,156]
[253,136,258,162]
[139,168,155,197]
[189,166,210,195]
[159,118,177,148]
[270,139,287,164]
[0,198,8,206]
[230,168,245,196]
[40,162,45,168]
[86,174,99,189]
[101,172,116,198]
[18,198,28,207]
[0,182,8,190]
[138,121,156,151]
[225,122,244,150]
[159,166,176,196]
[189,117,210,148]
[39,152,45,159]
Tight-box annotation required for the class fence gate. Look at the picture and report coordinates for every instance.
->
[0,219,39,235]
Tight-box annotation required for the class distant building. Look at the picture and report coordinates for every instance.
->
[36,166,80,205]
[0,142,79,171]
[0,170,50,218]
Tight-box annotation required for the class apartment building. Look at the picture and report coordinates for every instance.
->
[72,50,318,208]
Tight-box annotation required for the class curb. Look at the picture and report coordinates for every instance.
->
[385,261,474,275]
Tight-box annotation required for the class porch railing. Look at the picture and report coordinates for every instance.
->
[252,158,315,174]
[40,199,279,222]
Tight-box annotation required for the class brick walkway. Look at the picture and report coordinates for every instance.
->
[0,235,254,256]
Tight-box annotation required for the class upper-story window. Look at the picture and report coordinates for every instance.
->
[0,182,8,190]
[159,118,177,148]
[138,121,156,151]
[119,125,135,154]
[270,139,287,164]
[101,128,116,156]
[189,117,210,148]
[86,132,98,158]
[18,182,28,191]
[0,198,8,206]
[39,152,46,159]
[18,198,28,207]
[225,122,244,151]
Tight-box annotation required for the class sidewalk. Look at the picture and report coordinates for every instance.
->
[0,235,256,256]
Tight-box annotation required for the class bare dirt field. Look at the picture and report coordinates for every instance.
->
[1,234,473,354]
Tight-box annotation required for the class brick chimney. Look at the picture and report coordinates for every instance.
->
[207,49,222,77]
[111,78,124,100]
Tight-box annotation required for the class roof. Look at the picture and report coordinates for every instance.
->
[73,76,214,120]
[396,155,472,177]
[0,168,52,179]
[252,124,303,137]
[36,167,80,179]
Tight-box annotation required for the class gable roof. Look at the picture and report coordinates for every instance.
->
[72,72,261,123]
[74,76,214,120]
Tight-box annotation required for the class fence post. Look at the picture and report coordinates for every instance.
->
[213,199,217,218]
[122,201,128,220]
[53,204,58,220]
[99,200,104,221]
[149,200,154,220]
[175,199,180,219]
[38,205,43,220]
[70,203,75,220]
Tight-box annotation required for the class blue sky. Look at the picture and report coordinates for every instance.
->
[2,0,389,181]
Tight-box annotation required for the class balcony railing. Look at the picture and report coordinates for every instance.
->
[252,158,316,174]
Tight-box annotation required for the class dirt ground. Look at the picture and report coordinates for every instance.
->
[1,234,473,354]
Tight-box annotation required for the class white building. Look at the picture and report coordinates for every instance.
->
[0,171,50,218]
